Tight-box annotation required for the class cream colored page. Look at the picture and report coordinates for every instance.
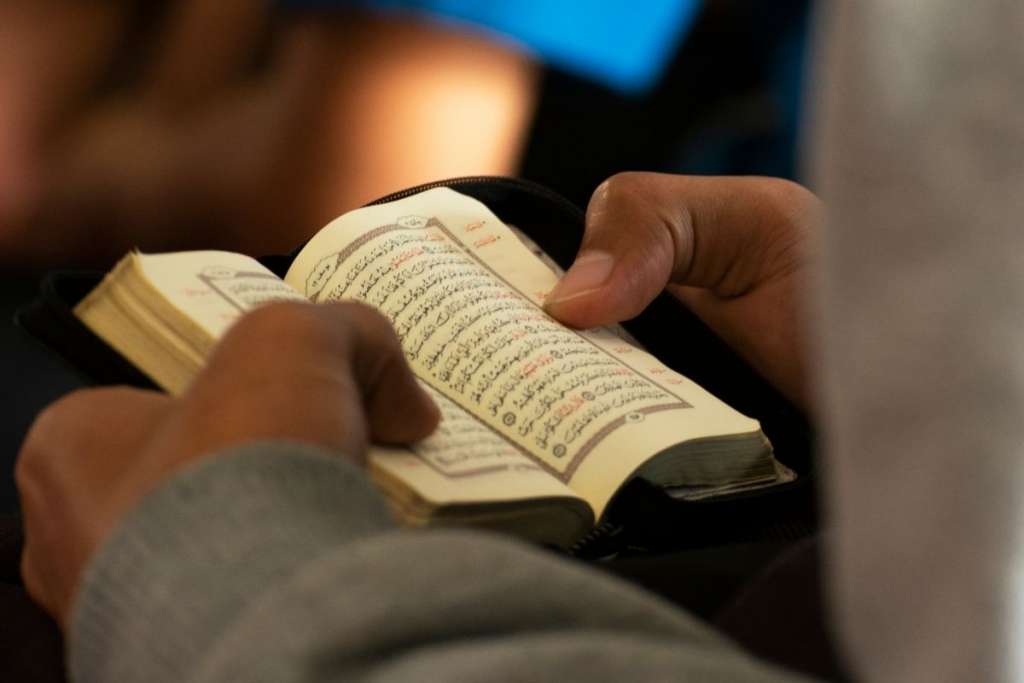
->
[134,251,304,346]
[287,188,760,517]
[138,251,581,508]
[370,385,583,506]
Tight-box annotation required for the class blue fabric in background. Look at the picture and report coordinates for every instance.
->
[279,0,702,94]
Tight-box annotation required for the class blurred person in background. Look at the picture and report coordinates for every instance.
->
[0,0,537,267]
[0,0,709,270]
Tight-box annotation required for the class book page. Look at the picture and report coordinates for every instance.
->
[129,250,305,349]
[286,188,762,517]
[370,385,589,511]
[75,251,307,394]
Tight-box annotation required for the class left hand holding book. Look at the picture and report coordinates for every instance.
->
[15,300,439,628]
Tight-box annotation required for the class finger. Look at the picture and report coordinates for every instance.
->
[192,302,439,459]
[338,302,442,444]
[544,172,818,329]
[144,0,269,110]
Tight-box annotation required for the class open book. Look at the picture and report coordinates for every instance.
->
[75,187,792,547]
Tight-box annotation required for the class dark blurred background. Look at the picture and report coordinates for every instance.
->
[524,0,811,206]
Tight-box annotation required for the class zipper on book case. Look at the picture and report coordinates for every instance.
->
[364,175,584,221]
[281,175,583,265]
[567,520,629,561]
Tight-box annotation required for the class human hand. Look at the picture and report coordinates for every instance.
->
[544,172,821,410]
[15,301,439,628]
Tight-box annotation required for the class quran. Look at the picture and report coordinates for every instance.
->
[74,187,792,547]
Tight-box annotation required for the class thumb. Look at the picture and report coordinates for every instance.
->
[544,173,677,328]
[544,172,815,329]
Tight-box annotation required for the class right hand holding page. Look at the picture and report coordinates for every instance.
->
[543,172,821,411]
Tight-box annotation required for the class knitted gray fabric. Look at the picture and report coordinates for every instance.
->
[68,444,808,682]
[813,2,1024,681]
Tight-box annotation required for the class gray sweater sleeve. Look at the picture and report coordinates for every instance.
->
[67,443,806,683]
[812,2,1024,681]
